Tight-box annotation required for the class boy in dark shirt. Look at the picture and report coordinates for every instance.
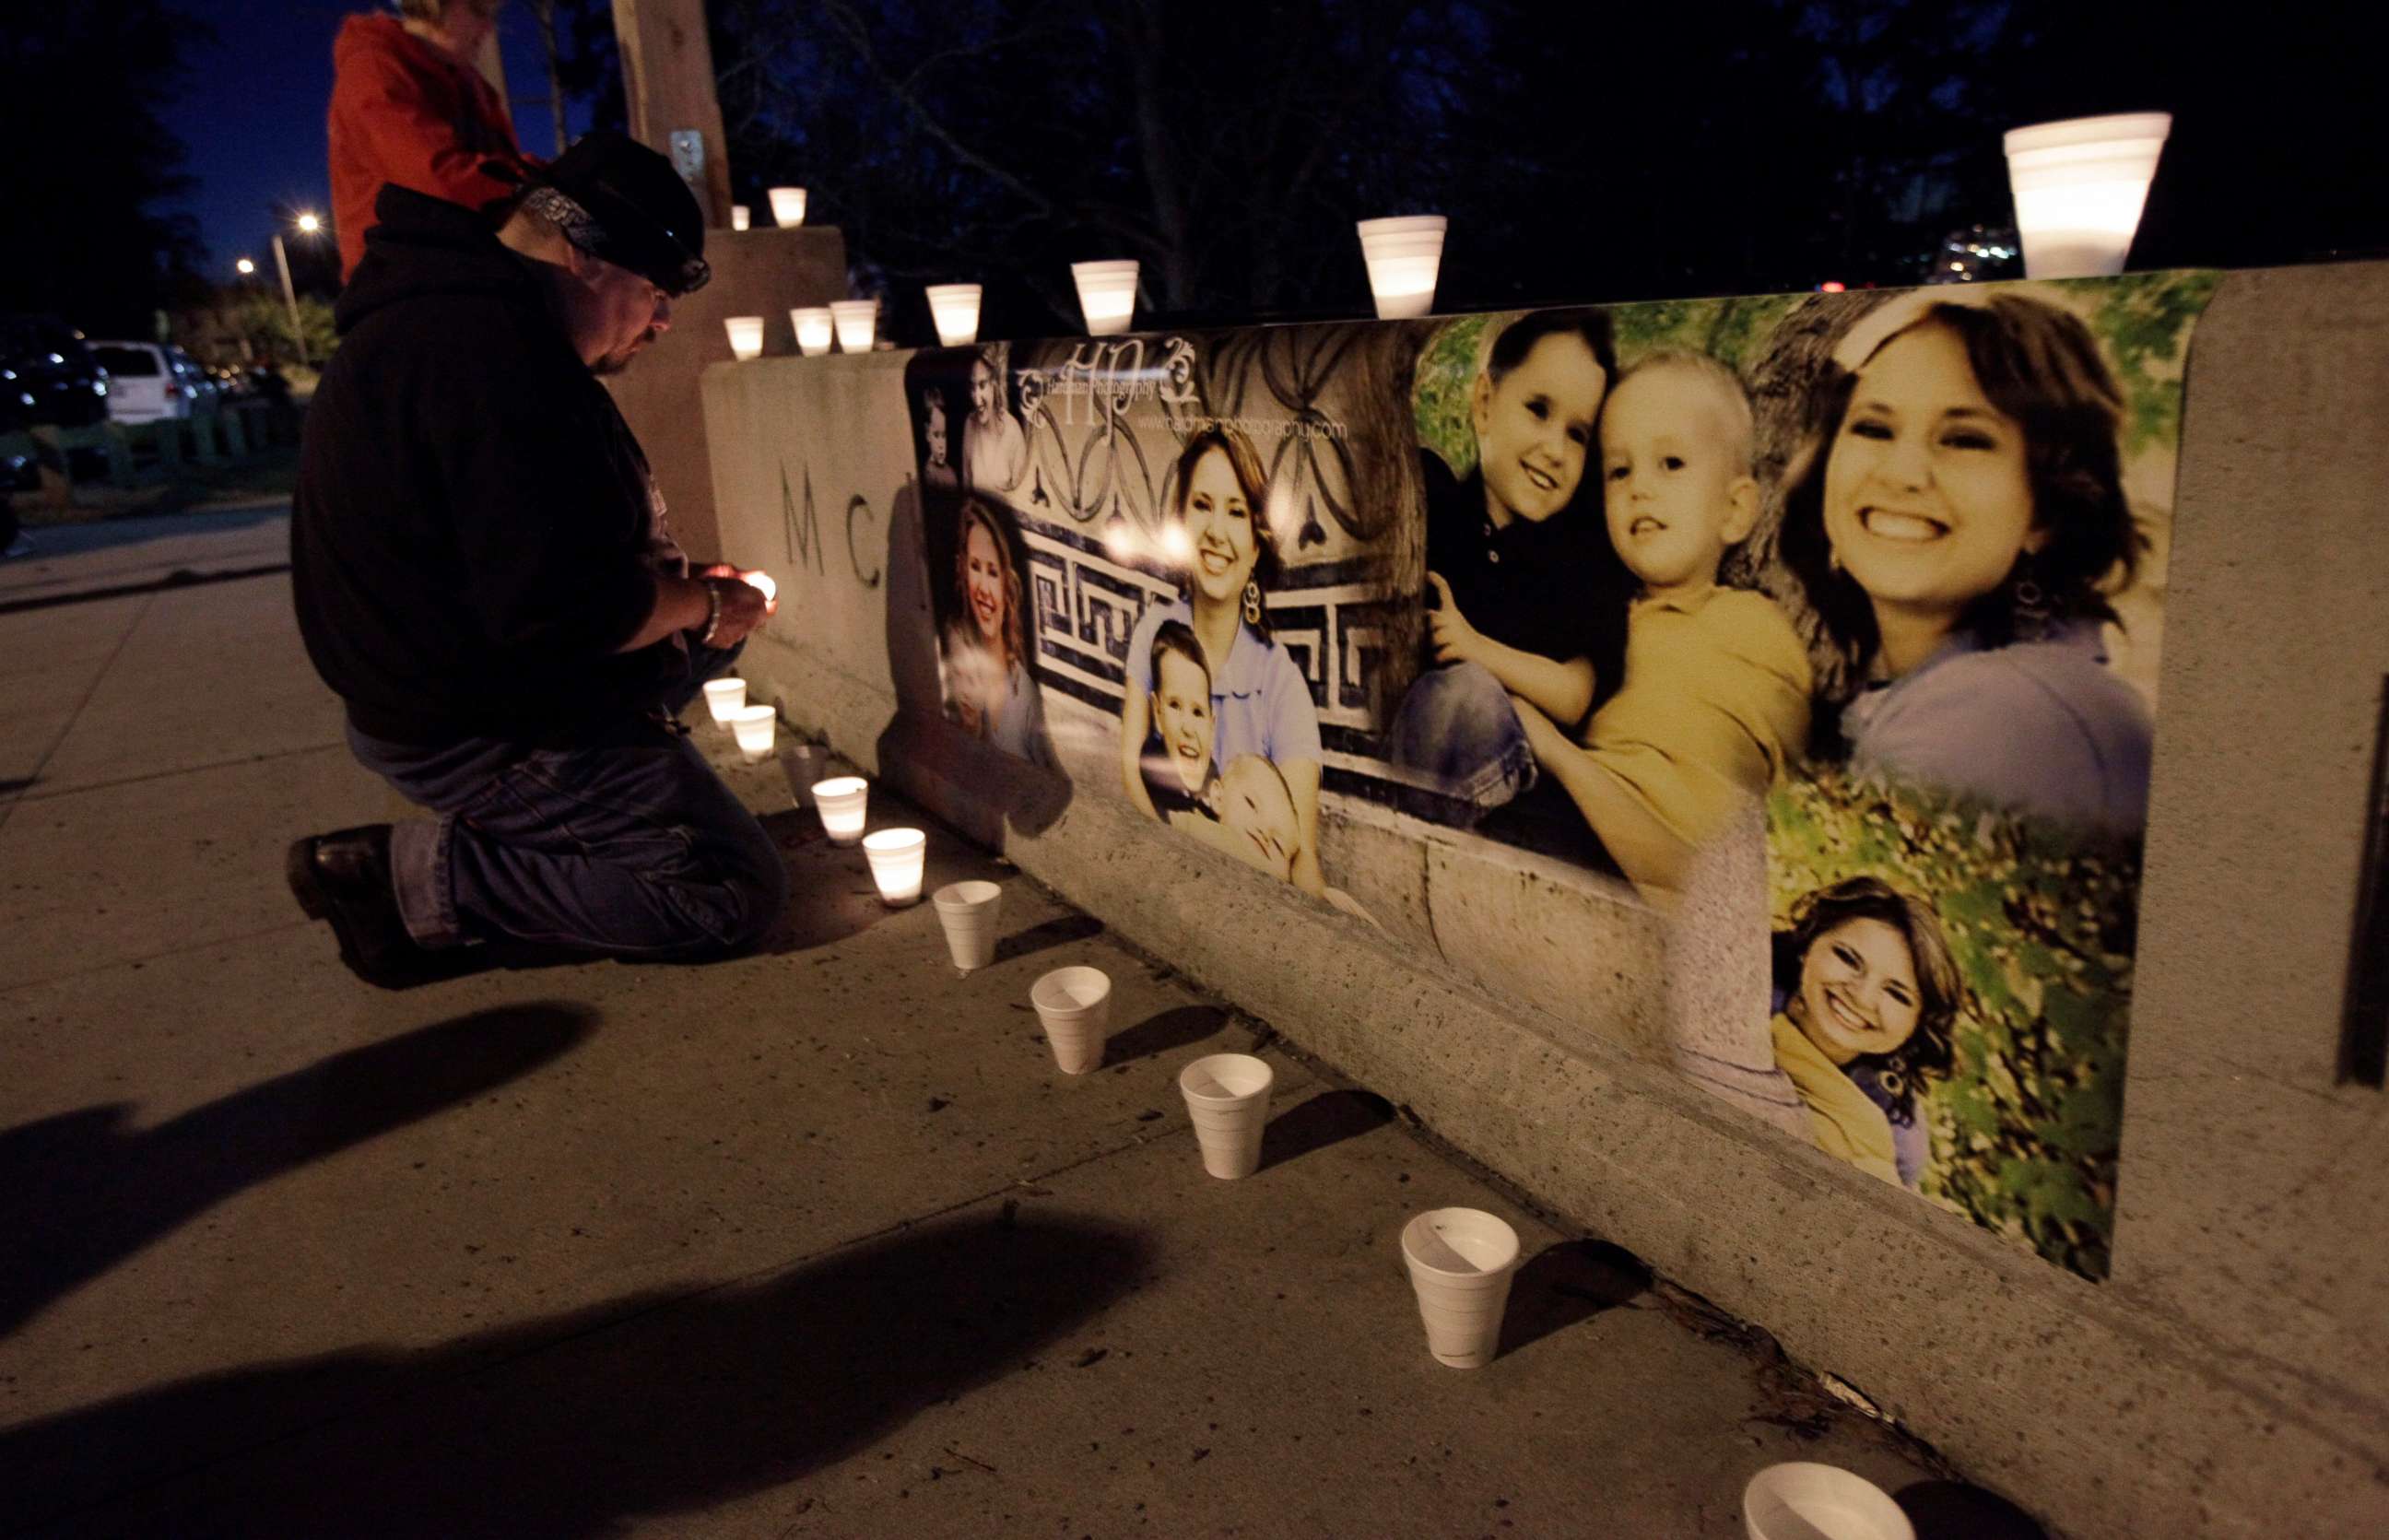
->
[1389,309,1630,828]
[1138,620,1222,819]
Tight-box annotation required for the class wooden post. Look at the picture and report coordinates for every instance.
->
[470,29,513,127]
[610,0,734,229]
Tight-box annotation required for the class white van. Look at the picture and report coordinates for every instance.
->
[91,342,216,424]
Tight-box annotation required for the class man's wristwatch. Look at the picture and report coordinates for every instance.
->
[698,578,725,646]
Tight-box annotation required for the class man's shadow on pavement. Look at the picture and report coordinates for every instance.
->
[0,1003,595,1339]
[5,1212,1151,1538]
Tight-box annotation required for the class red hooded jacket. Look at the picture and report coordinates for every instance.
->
[327,14,533,279]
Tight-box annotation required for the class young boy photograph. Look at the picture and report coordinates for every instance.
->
[1388,309,1634,834]
[1139,620,1221,821]
[1510,348,1811,904]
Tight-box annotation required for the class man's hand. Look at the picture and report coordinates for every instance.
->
[703,575,771,647]
[698,563,780,617]
[694,564,778,648]
[618,566,782,655]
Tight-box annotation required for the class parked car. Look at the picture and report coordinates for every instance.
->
[174,347,223,415]
[0,313,111,432]
[91,340,218,423]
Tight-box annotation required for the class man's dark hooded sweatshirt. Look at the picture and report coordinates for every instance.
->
[292,184,676,748]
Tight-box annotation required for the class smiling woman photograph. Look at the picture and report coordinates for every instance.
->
[1119,425,1327,897]
[1776,291,2151,831]
[1766,876,1959,1187]
[938,497,1053,767]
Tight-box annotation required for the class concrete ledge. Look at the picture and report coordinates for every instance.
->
[708,265,2389,1536]
[738,629,2383,1538]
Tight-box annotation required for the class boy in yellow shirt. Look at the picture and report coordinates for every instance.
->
[1512,349,1810,905]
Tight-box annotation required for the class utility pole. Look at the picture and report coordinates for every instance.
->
[273,232,307,366]
[522,0,572,155]
[611,0,733,227]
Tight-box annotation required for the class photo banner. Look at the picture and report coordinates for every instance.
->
[903,274,2218,1280]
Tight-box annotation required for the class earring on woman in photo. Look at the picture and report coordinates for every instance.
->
[1242,579,1264,628]
[2009,552,2053,641]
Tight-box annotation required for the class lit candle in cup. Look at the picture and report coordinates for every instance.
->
[730,204,751,231]
[924,283,983,347]
[769,186,807,228]
[862,828,927,906]
[701,676,747,725]
[724,315,765,360]
[813,776,868,844]
[1070,261,1139,335]
[830,300,878,352]
[1357,216,1447,321]
[729,703,776,761]
[2003,112,2171,278]
[792,307,835,358]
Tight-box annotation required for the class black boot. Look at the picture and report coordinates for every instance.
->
[286,825,481,990]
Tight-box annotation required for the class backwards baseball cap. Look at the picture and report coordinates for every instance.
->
[498,130,712,297]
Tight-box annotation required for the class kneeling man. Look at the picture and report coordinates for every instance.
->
[288,131,787,987]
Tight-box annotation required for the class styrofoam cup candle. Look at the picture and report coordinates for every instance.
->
[701,676,747,724]
[1400,1207,1521,1369]
[862,827,927,906]
[1742,1464,1915,1540]
[728,702,776,761]
[812,775,868,844]
[1357,215,1448,320]
[2003,112,2171,279]
[793,307,835,357]
[1178,1052,1276,1180]
[730,203,751,231]
[924,283,983,347]
[830,300,878,352]
[1070,261,1139,335]
[724,315,765,360]
[768,185,806,228]
[1030,965,1111,1075]
[931,879,1003,971]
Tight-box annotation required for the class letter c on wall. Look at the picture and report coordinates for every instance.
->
[846,495,882,589]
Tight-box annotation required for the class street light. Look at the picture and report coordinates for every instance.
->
[235,257,256,276]
[273,211,325,366]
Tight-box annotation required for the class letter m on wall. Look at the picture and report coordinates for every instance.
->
[782,462,826,576]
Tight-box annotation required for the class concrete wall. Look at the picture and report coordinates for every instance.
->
[606,225,846,564]
[699,265,2389,1537]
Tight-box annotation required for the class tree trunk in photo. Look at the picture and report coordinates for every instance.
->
[1728,288,1899,704]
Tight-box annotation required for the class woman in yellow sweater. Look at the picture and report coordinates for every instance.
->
[1770,876,1960,1188]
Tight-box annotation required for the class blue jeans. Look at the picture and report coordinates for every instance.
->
[1387,661,1536,826]
[349,684,786,959]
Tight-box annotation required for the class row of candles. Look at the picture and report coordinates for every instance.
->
[725,112,2170,362]
[702,679,928,903]
[722,220,1426,361]
[703,686,1924,1533]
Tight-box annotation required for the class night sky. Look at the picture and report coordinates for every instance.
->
[172,1,574,274]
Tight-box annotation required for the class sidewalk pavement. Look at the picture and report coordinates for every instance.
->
[0,523,1970,1537]
[0,501,292,614]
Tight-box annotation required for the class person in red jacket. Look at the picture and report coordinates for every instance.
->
[328,1,532,279]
